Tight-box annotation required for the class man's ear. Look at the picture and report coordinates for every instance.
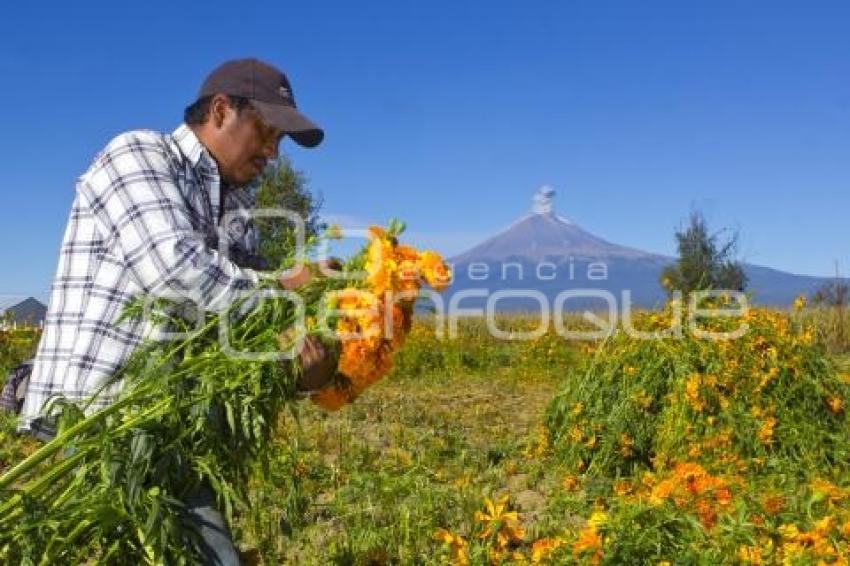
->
[209,94,230,129]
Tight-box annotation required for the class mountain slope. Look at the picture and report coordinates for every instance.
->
[445,186,842,310]
[1,297,47,326]
[451,211,667,264]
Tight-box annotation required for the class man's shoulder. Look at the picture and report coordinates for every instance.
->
[98,129,173,159]
[82,129,181,181]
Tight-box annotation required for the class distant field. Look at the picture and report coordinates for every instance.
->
[0,328,39,376]
[801,305,850,356]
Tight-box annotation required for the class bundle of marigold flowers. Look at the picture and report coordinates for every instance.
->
[0,220,450,564]
[311,222,451,410]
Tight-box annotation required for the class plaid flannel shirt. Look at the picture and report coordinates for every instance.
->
[19,125,263,433]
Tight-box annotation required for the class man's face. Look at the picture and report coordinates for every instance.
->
[209,98,285,186]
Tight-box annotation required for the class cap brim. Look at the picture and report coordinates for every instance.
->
[252,100,324,148]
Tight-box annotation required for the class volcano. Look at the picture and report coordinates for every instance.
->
[452,186,665,265]
[444,186,841,311]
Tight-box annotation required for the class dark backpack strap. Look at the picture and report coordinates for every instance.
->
[0,360,34,414]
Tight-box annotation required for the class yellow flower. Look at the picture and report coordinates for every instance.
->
[793,294,807,311]
[781,541,804,559]
[419,250,452,291]
[530,537,564,563]
[568,425,583,443]
[778,523,800,541]
[434,528,470,565]
[811,478,843,504]
[572,519,604,563]
[763,495,785,515]
[572,527,602,555]
[619,433,635,458]
[319,223,452,409]
[650,478,676,505]
[813,515,834,536]
[715,487,733,507]
[562,475,580,491]
[475,496,525,550]
[737,545,762,564]
[587,511,608,529]
[685,373,705,412]
[827,395,845,414]
[757,417,777,445]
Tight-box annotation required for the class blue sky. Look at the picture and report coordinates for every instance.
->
[1,0,848,301]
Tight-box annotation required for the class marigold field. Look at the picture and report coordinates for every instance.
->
[2,306,850,564]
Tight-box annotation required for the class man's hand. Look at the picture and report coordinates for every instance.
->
[278,264,312,291]
[293,335,338,393]
[278,258,343,291]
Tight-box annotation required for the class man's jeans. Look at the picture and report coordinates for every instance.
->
[184,484,241,566]
[31,420,240,565]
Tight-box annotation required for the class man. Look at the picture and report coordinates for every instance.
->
[19,58,334,564]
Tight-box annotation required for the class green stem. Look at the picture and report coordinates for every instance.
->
[80,310,224,414]
[0,389,146,492]
[108,397,173,436]
[0,450,86,520]
[39,516,94,566]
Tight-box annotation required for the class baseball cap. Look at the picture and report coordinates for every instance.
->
[199,58,324,148]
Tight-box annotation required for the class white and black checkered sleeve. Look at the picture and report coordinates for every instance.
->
[77,132,259,312]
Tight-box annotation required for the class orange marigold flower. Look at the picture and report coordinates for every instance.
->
[572,518,604,564]
[367,225,390,242]
[394,244,420,261]
[763,495,784,515]
[531,537,564,562]
[434,528,470,565]
[827,395,845,414]
[310,385,350,411]
[757,417,777,445]
[778,523,800,541]
[737,545,763,564]
[324,224,449,410]
[715,488,733,507]
[695,499,718,529]
[650,478,676,505]
[685,374,705,412]
[475,496,525,550]
[419,250,452,291]
[811,478,843,504]
[340,341,393,390]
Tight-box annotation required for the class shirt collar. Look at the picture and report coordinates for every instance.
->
[172,123,217,172]
[172,123,223,222]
